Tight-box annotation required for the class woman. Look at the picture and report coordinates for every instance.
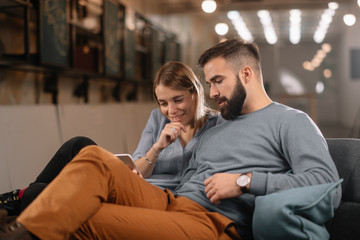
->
[0,61,224,215]
[133,61,224,189]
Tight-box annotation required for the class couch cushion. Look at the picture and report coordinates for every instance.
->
[326,138,360,202]
[253,181,342,240]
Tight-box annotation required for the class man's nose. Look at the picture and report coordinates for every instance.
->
[209,86,219,99]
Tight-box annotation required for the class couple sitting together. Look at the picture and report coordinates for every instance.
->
[0,38,341,240]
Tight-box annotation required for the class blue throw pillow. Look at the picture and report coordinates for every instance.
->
[253,180,342,240]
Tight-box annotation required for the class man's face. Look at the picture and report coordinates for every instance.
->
[204,57,246,120]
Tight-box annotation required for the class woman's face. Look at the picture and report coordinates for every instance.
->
[155,84,197,126]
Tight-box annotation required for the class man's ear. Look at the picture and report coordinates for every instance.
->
[238,66,252,84]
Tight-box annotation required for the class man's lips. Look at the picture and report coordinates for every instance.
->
[215,97,226,107]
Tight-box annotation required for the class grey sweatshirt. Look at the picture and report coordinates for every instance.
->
[132,108,225,190]
[175,102,341,239]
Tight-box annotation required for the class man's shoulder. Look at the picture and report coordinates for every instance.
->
[269,102,307,118]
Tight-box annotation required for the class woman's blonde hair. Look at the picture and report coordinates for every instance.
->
[153,61,212,131]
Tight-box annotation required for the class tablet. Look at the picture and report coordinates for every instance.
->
[114,153,141,175]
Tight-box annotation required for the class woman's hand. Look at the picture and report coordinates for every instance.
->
[132,169,143,178]
[153,122,186,151]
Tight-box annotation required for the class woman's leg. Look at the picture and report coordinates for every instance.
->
[17,145,170,240]
[0,136,96,215]
[34,136,97,184]
[19,183,47,213]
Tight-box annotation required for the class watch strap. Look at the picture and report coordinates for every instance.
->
[240,184,249,193]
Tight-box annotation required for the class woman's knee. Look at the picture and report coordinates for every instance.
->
[67,136,97,147]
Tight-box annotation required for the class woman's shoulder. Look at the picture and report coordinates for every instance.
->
[149,108,167,121]
[147,108,169,131]
[206,109,226,124]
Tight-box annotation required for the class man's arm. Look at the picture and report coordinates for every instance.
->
[204,173,252,204]
[204,113,341,207]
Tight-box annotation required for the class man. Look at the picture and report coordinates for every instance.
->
[0,38,340,240]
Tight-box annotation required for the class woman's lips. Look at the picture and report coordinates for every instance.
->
[170,114,184,122]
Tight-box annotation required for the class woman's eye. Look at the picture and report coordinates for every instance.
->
[175,99,183,103]
[159,102,167,106]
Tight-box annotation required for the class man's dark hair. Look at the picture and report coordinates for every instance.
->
[198,38,261,73]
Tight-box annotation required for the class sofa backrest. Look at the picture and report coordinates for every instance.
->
[326,138,360,203]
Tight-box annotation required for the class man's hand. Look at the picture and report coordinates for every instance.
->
[204,173,242,204]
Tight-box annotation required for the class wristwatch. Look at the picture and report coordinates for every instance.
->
[236,174,251,193]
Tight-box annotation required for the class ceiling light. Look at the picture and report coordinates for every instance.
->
[328,2,339,10]
[215,23,229,35]
[202,0,217,14]
[343,14,356,26]
[313,6,336,43]
[257,10,278,45]
[227,11,253,41]
[289,9,301,44]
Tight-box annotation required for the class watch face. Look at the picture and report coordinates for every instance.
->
[237,174,250,187]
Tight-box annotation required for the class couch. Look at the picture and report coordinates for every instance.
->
[252,138,360,240]
[326,138,360,240]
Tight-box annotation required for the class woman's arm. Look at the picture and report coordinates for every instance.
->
[133,109,186,178]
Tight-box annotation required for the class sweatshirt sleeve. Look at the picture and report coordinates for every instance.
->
[250,113,342,208]
[131,109,162,160]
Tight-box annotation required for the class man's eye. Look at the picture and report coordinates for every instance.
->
[175,99,183,103]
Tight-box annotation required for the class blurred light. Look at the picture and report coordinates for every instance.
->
[304,45,331,72]
[313,5,336,43]
[316,49,326,59]
[323,69,332,78]
[321,43,332,53]
[328,2,339,10]
[219,38,228,43]
[227,10,239,20]
[257,10,278,45]
[215,23,229,35]
[358,0,360,7]
[202,0,217,13]
[289,9,301,44]
[343,14,356,26]
[227,11,254,41]
[311,58,322,67]
[303,61,312,70]
[280,70,305,95]
[316,81,325,94]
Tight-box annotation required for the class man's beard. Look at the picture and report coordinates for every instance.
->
[217,77,246,120]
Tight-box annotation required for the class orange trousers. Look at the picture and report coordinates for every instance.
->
[17,145,240,240]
